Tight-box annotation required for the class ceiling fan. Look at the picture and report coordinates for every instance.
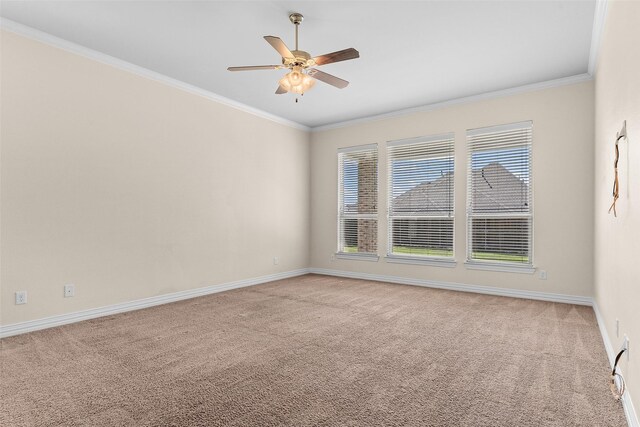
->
[227,13,359,96]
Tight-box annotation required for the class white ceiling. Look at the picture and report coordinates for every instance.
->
[0,1,596,128]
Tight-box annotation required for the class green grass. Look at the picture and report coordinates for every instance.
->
[391,246,453,257]
[342,246,529,263]
[471,252,529,263]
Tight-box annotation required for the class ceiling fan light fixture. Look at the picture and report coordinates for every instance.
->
[279,66,315,94]
[228,12,359,96]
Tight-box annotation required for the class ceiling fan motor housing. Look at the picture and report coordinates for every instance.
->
[283,50,315,68]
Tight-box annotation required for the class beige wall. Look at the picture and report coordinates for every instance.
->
[1,9,635,415]
[311,81,595,297]
[0,31,310,325]
[594,0,640,416]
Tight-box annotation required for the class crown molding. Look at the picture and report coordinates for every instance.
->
[0,18,310,132]
[312,0,606,133]
[588,0,610,76]
[311,73,593,132]
[1,1,606,135]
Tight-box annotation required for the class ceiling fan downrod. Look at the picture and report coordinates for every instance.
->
[289,13,303,51]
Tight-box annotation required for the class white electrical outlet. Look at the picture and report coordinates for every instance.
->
[330,254,336,262]
[64,284,75,298]
[15,291,27,305]
[616,319,620,337]
[539,270,547,280]
[273,257,279,265]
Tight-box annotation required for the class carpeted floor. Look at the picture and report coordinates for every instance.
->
[0,274,627,426]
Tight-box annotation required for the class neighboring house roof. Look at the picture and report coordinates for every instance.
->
[471,162,529,213]
[392,172,454,214]
[392,162,528,215]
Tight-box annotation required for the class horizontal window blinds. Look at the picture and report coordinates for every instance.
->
[388,134,454,258]
[467,122,533,264]
[338,145,378,254]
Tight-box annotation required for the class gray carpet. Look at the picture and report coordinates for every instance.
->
[0,274,627,426]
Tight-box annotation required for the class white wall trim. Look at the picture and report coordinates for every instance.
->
[311,73,593,132]
[0,18,310,132]
[1,266,635,425]
[0,17,598,134]
[588,0,610,76]
[309,268,592,305]
[0,268,310,339]
[593,301,639,427]
[311,268,637,425]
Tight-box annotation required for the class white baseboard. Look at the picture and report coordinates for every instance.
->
[309,267,637,426]
[0,268,310,339]
[2,266,636,426]
[309,267,593,305]
[593,301,639,427]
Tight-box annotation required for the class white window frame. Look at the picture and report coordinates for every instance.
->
[465,121,534,274]
[337,144,379,261]
[385,134,456,267]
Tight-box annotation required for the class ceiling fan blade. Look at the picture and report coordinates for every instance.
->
[227,65,282,71]
[276,84,288,94]
[312,48,359,66]
[264,36,294,59]
[308,69,349,89]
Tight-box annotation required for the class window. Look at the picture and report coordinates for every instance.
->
[466,121,533,266]
[337,144,378,256]
[387,134,455,260]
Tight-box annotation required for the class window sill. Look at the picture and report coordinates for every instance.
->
[464,261,535,274]
[335,252,380,262]
[385,255,457,268]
